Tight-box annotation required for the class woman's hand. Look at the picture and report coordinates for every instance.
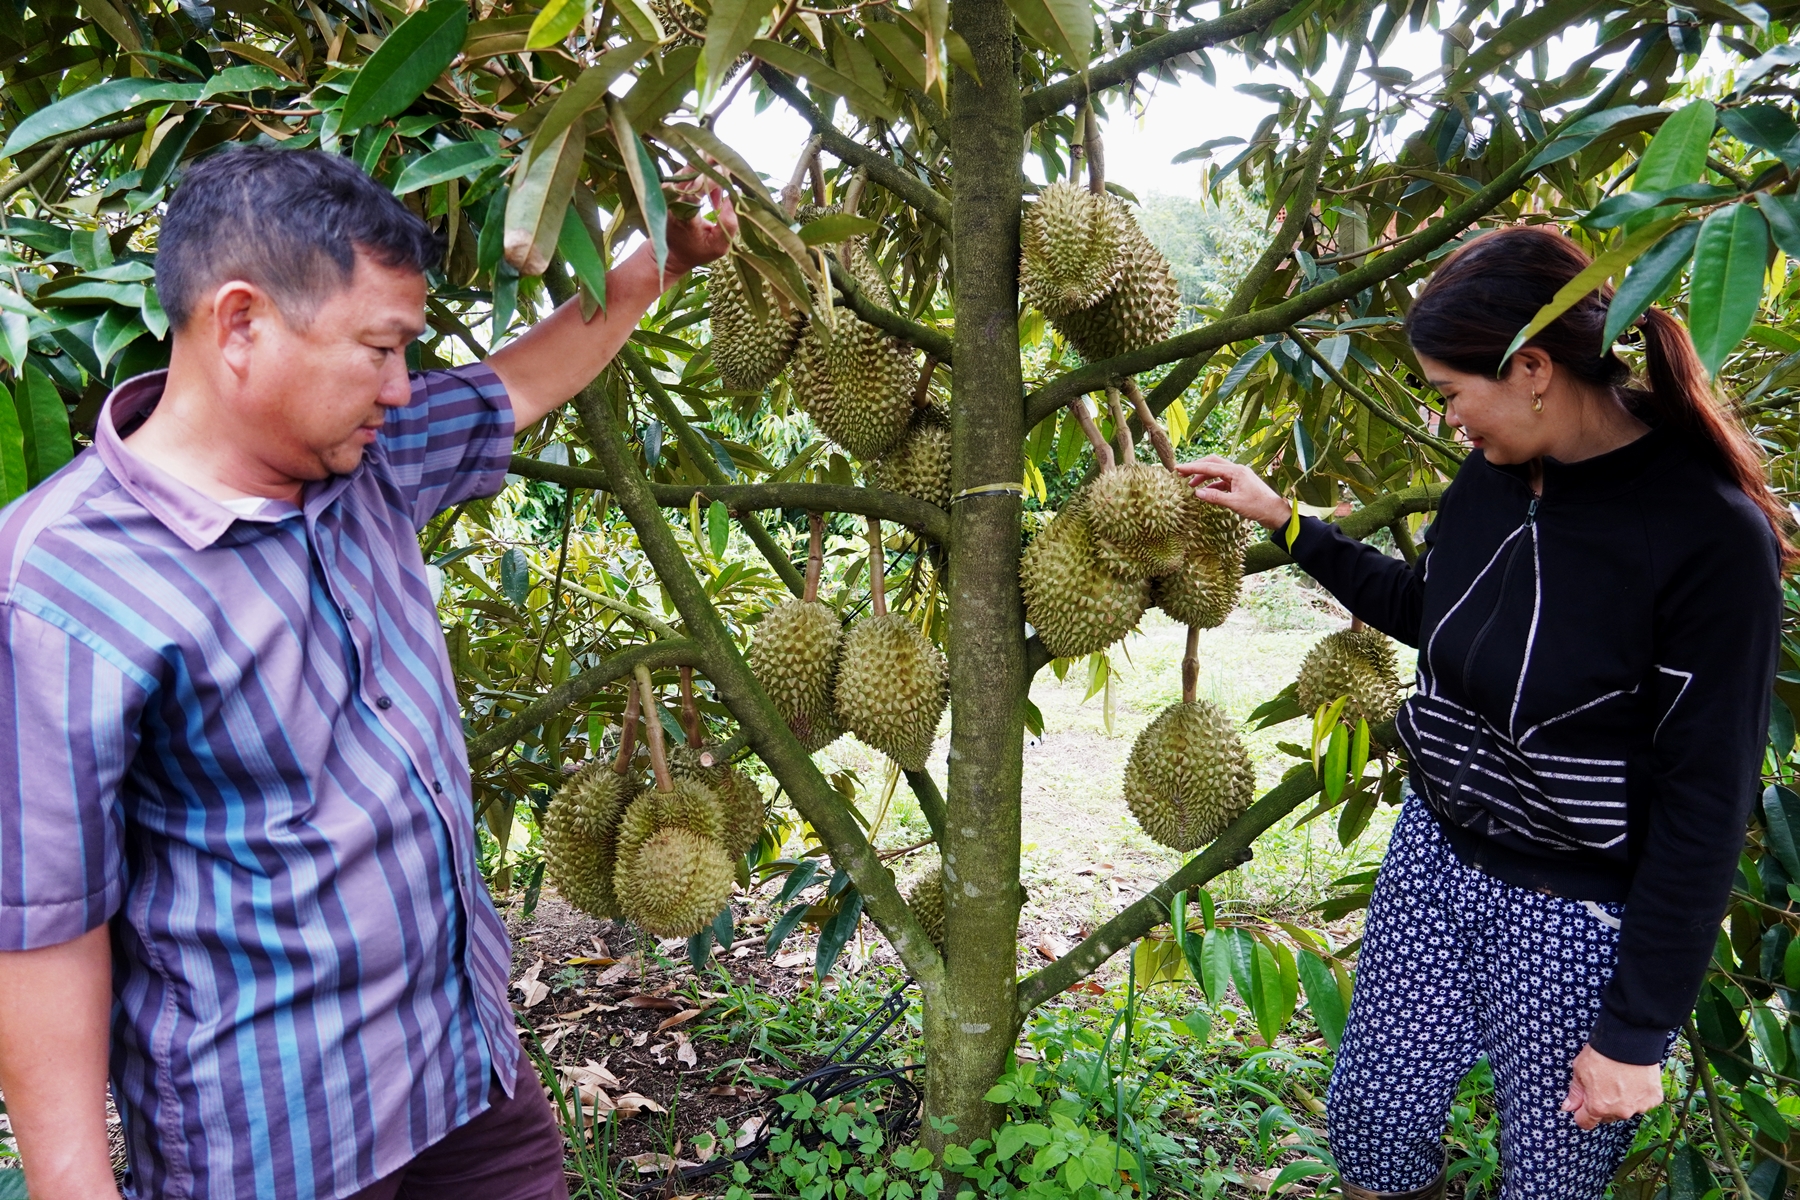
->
[1561,1044,1663,1130]
[1174,456,1293,530]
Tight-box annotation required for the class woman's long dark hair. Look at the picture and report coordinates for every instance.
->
[1405,224,1795,565]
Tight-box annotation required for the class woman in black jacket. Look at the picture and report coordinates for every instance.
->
[1180,226,1788,1200]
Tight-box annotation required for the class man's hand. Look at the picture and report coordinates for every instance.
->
[1562,1043,1663,1130]
[661,176,737,277]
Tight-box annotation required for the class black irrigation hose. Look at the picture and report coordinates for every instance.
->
[623,980,922,1193]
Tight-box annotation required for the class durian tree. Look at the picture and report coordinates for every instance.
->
[6,0,1800,1159]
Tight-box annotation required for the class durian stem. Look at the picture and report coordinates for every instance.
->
[634,663,673,792]
[1104,386,1134,461]
[1122,378,1177,472]
[805,512,825,604]
[842,166,868,221]
[866,517,888,617]
[1083,103,1105,195]
[612,682,641,775]
[1181,625,1199,705]
[781,134,824,217]
[678,665,703,747]
[913,356,938,409]
[808,152,826,205]
[1069,397,1115,471]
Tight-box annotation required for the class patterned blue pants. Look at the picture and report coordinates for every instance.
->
[1325,794,1643,1198]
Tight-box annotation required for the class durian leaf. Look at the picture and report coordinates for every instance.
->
[1630,99,1716,196]
[1349,718,1371,781]
[1762,785,1800,881]
[796,213,882,245]
[529,41,649,164]
[1247,681,1304,729]
[815,886,863,980]
[338,0,469,132]
[1336,785,1378,846]
[1321,724,1349,802]
[1023,698,1044,738]
[0,382,27,507]
[1001,0,1091,76]
[707,500,730,560]
[1297,949,1346,1049]
[16,362,71,486]
[1248,940,1287,1046]
[687,924,715,971]
[622,45,705,130]
[1199,929,1231,1005]
[611,0,667,45]
[525,0,592,49]
[1689,202,1770,378]
[557,206,609,312]
[608,99,671,283]
[1498,212,1683,371]
[504,121,585,276]
[765,901,810,956]
[752,40,898,124]
[701,0,779,106]
[1225,927,1256,1007]
[712,903,734,948]
[1132,936,1185,988]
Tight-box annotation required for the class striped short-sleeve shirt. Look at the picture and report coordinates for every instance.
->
[0,365,520,1198]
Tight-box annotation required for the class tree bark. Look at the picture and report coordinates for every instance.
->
[926,0,1027,1154]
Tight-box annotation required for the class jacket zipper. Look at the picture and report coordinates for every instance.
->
[1437,496,1538,811]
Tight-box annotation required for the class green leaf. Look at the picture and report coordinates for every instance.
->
[0,1169,25,1200]
[499,546,532,608]
[140,107,205,196]
[1688,202,1770,379]
[529,42,650,165]
[702,0,779,105]
[556,206,608,311]
[1763,786,1800,880]
[612,0,667,44]
[751,39,898,123]
[1739,1087,1790,1143]
[0,382,27,507]
[622,44,703,130]
[707,499,730,559]
[526,0,592,49]
[1601,221,1699,349]
[1296,949,1346,1049]
[339,0,470,133]
[1499,214,1683,370]
[764,900,810,955]
[1001,0,1091,76]
[503,122,585,276]
[1249,940,1285,1046]
[815,886,863,979]
[1524,105,1664,172]
[16,363,71,486]
[1756,191,1800,259]
[1694,982,1751,1086]
[392,140,498,196]
[197,65,295,101]
[1349,718,1370,782]
[797,213,882,245]
[1721,104,1800,169]
[1321,723,1349,802]
[2,79,202,159]
[1199,928,1230,1005]
[687,923,715,971]
[608,98,670,283]
[1631,99,1715,195]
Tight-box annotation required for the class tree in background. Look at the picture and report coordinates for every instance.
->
[5,0,1800,1178]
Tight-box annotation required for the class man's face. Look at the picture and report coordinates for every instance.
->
[237,253,427,481]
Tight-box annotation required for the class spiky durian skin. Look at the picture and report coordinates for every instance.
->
[1085,463,1192,580]
[749,598,844,752]
[1051,199,1181,362]
[1019,181,1123,318]
[906,866,947,952]
[867,405,952,510]
[1123,700,1256,851]
[1020,493,1151,660]
[618,779,725,861]
[670,746,765,861]
[710,256,801,391]
[616,827,735,938]
[833,613,948,771]
[1151,496,1253,628]
[791,243,918,461]
[557,759,639,843]
[543,788,624,919]
[1296,628,1403,727]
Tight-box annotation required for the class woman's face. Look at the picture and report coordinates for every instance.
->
[1416,350,1551,466]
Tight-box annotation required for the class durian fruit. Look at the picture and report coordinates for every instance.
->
[1051,197,1181,363]
[790,242,919,460]
[669,667,767,861]
[1152,495,1253,629]
[1085,461,1193,580]
[748,514,844,751]
[906,866,947,952]
[616,826,735,939]
[1296,628,1403,727]
[833,518,949,771]
[1125,631,1256,851]
[1020,180,1123,318]
[1020,489,1151,659]
[542,690,646,919]
[867,404,952,510]
[618,777,726,862]
[710,254,801,391]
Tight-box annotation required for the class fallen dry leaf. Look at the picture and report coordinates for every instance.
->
[734,1114,764,1148]
[708,1083,759,1100]
[562,1060,622,1091]
[625,1152,678,1173]
[622,993,684,1011]
[563,955,615,967]
[512,957,548,1009]
[596,957,637,986]
[655,1006,706,1032]
[773,951,809,969]
[1034,935,1067,961]
[615,1092,667,1115]
[676,1039,697,1068]
[1066,980,1105,995]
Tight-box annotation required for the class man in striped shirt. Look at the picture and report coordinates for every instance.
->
[0,148,733,1198]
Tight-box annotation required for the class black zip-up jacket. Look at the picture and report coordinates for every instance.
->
[1284,428,1780,1063]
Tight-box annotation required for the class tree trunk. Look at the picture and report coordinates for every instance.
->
[925,0,1027,1152]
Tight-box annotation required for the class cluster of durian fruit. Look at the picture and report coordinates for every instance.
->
[749,513,948,772]
[543,665,766,939]
[708,201,951,512]
[1022,383,1254,662]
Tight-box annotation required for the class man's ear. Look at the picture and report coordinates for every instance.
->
[212,280,274,379]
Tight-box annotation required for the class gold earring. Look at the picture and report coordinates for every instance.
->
[1531,390,1543,413]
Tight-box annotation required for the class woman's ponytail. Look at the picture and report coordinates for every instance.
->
[1635,305,1797,566]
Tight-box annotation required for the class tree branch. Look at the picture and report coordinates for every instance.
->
[573,384,944,982]
[829,257,955,363]
[1283,326,1464,462]
[0,117,151,205]
[905,768,948,843]
[1020,0,1300,125]
[617,345,809,596]
[1241,482,1446,575]
[758,65,954,230]
[509,455,954,544]
[465,639,700,761]
[1024,77,1635,428]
